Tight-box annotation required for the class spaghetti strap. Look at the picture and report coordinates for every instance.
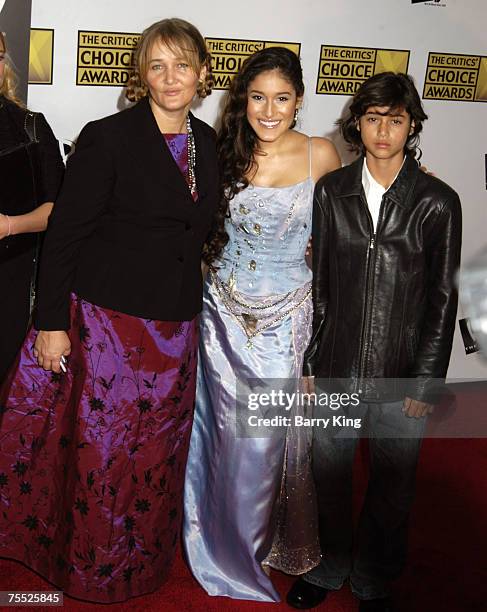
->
[308,137,312,178]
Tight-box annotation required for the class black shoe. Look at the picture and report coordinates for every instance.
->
[286,577,329,609]
[359,597,393,612]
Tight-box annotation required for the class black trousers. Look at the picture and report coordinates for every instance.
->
[304,400,426,600]
[0,246,33,383]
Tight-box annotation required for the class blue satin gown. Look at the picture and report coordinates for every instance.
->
[183,169,320,601]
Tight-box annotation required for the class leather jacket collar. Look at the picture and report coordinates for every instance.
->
[335,154,420,209]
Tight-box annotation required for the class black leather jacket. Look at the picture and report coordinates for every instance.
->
[303,155,462,402]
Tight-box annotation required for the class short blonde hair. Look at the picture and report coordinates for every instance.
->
[0,32,24,107]
[126,18,213,102]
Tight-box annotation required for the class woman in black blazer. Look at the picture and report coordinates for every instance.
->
[0,19,222,603]
[0,31,64,380]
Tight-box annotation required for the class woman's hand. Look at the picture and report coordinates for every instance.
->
[0,203,53,241]
[305,236,313,269]
[420,165,436,177]
[0,214,10,240]
[34,330,71,373]
[201,261,209,280]
[305,236,312,257]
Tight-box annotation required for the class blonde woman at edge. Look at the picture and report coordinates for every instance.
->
[0,31,63,381]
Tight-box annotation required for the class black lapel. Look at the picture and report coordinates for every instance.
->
[124,97,194,201]
[385,155,419,209]
[336,157,364,198]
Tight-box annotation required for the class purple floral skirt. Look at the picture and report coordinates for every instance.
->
[0,295,198,603]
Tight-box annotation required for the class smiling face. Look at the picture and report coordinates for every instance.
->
[358,105,414,164]
[246,68,301,144]
[144,39,205,116]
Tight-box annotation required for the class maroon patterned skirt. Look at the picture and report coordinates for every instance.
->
[0,294,198,603]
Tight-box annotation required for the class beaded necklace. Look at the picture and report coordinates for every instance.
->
[186,115,197,197]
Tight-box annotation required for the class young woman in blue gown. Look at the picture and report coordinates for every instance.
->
[183,47,341,602]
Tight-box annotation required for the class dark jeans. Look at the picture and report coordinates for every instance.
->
[304,400,426,600]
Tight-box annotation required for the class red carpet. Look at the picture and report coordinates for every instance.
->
[1,439,486,611]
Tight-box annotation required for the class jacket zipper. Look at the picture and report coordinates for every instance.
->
[357,193,386,390]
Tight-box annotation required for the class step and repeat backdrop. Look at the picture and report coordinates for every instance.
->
[7,0,487,377]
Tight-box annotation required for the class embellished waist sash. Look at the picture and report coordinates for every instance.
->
[211,270,311,348]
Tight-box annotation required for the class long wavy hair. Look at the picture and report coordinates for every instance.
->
[0,32,24,107]
[218,46,304,200]
[125,18,214,102]
[339,72,428,160]
[206,47,304,265]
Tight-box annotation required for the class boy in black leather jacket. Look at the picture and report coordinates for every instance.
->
[287,73,462,612]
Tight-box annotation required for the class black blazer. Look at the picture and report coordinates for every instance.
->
[0,96,64,210]
[35,97,219,330]
[0,96,64,258]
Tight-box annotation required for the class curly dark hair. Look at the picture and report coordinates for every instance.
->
[218,46,304,200]
[205,47,304,265]
[339,72,428,159]
[202,182,229,267]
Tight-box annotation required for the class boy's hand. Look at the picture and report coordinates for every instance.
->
[302,375,316,395]
[402,396,434,418]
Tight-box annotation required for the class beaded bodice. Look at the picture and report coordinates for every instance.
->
[217,177,313,296]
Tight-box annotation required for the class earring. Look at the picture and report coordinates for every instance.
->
[294,108,299,123]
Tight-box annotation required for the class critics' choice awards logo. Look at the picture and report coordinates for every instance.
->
[423,53,487,102]
[77,31,140,86]
[316,46,410,96]
[205,38,301,90]
[29,28,54,84]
